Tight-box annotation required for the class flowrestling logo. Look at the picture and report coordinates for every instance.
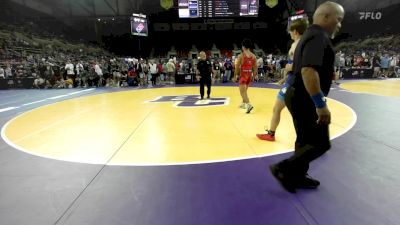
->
[147,95,230,107]
[359,12,382,20]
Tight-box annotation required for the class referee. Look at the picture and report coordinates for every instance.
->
[196,51,213,99]
[269,1,345,193]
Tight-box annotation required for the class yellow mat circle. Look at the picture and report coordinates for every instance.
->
[1,87,356,165]
[340,79,400,97]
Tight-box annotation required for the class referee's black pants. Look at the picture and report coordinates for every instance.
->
[199,78,211,99]
[279,87,331,180]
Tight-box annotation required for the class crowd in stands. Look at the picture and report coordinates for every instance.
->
[335,34,400,78]
[1,21,399,89]
[0,22,289,89]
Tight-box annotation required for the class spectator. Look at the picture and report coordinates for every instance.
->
[5,64,12,78]
[380,54,390,77]
[212,59,221,83]
[149,60,158,86]
[223,58,233,83]
[0,66,4,78]
[166,59,175,84]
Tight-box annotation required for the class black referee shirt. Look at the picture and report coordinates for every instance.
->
[197,59,212,79]
[292,24,335,96]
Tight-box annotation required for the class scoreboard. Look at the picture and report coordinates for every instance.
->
[178,0,259,18]
[131,13,148,36]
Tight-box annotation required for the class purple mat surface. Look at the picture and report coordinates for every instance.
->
[0,87,399,225]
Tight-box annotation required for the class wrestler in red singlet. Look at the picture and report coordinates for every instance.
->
[234,39,258,114]
[239,54,256,85]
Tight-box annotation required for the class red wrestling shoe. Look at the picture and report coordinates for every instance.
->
[256,133,275,141]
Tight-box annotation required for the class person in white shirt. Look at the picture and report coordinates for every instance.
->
[94,63,103,76]
[65,60,75,87]
[149,60,158,86]
[0,67,5,79]
[139,59,148,86]
[94,62,103,86]
[75,61,84,87]
[257,57,264,78]
[65,60,75,76]
[5,64,12,78]
[166,59,175,84]
[76,61,83,75]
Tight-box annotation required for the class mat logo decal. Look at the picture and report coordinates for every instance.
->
[148,95,229,107]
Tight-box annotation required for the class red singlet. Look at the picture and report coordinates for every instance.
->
[239,54,255,85]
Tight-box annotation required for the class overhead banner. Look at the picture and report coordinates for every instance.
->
[161,0,174,10]
[265,0,278,8]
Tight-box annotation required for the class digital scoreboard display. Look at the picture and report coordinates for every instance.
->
[178,0,259,18]
[131,14,148,36]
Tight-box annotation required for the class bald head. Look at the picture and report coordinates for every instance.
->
[199,51,206,60]
[313,1,345,38]
[313,1,344,21]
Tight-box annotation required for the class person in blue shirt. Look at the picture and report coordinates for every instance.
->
[380,54,390,78]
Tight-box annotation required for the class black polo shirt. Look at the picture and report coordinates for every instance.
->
[291,24,335,96]
[197,59,212,79]
[372,57,380,67]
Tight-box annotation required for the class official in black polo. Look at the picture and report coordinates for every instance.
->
[270,1,345,193]
[196,51,213,99]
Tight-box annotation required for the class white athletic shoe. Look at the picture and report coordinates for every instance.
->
[246,104,254,114]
